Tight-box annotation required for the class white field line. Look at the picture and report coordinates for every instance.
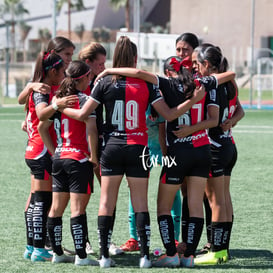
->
[233,125,273,134]
[1,119,273,133]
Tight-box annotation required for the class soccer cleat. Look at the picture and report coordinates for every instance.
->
[23,245,34,260]
[86,241,95,255]
[52,253,75,263]
[152,253,180,268]
[195,243,211,257]
[176,241,187,255]
[194,249,228,265]
[180,255,194,268]
[74,255,99,266]
[120,238,140,252]
[31,247,53,262]
[98,256,116,268]
[109,242,124,255]
[139,255,152,268]
[175,240,179,247]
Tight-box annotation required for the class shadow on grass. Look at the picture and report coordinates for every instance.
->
[195,249,273,270]
[109,249,273,269]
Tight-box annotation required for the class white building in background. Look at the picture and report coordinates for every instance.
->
[0,0,167,51]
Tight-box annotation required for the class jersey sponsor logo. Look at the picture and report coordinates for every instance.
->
[209,89,216,101]
[168,177,180,182]
[109,132,144,137]
[55,147,81,153]
[177,83,183,93]
[101,168,113,172]
[26,145,34,151]
[173,132,207,143]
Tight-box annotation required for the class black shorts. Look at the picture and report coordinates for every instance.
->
[100,144,150,177]
[160,144,211,185]
[52,159,94,194]
[210,141,236,177]
[224,144,237,176]
[25,152,52,180]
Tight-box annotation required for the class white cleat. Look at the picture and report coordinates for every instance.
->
[74,255,99,266]
[140,255,152,268]
[99,255,116,268]
[52,253,75,263]
[109,242,124,255]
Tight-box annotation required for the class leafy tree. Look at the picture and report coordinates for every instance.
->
[74,23,85,45]
[19,22,32,61]
[38,28,52,51]
[109,0,130,31]
[0,0,29,62]
[57,0,85,39]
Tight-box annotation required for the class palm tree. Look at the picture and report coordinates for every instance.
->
[74,23,85,46]
[0,0,29,62]
[38,28,52,51]
[57,0,85,39]
[19,22,32,62]
[109,0,130,31]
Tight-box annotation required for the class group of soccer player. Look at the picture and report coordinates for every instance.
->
[19,31,244,268]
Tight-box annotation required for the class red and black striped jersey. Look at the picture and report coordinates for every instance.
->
[91,75,162,145]
[53,91,96,161]
[227,82,238,144]
[207,81,236,144]
[159,75,218,148]
[25,86,59,159]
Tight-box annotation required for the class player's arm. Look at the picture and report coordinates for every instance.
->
[173,105,219,138]
[36,95,78,121]
[18,82,51,105]
[85,116,99,168]
[62,98,99,122]
[221,98,245,131]
[95,67,158,85]
[38,120,55,155]
[152,85,205,122]
[212,71,236,85]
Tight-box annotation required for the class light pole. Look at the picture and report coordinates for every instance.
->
[249,0,255,108]
[3,13,11,98]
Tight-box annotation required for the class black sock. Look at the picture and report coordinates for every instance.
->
[83,213,89,243]
[184,217,204,257]
[32,191,52,248]
[110,207,116,232]
[181,196,189,243]
[71,214,87,259]
[222,222,230,250]
[25,193,35,246]
[47,217,63,256]
[98,215,112,259]
[135,212,150,259]
[226,215,234,250]
[211,222,225,252]
[158,215,176,257]
[203,197,212,244]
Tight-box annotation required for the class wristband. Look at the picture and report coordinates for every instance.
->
[52,102,59,110]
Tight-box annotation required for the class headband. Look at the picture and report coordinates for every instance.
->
[72,69,91,80]
[44,59,63,70]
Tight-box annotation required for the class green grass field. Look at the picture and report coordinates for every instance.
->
[0,106,273,273]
